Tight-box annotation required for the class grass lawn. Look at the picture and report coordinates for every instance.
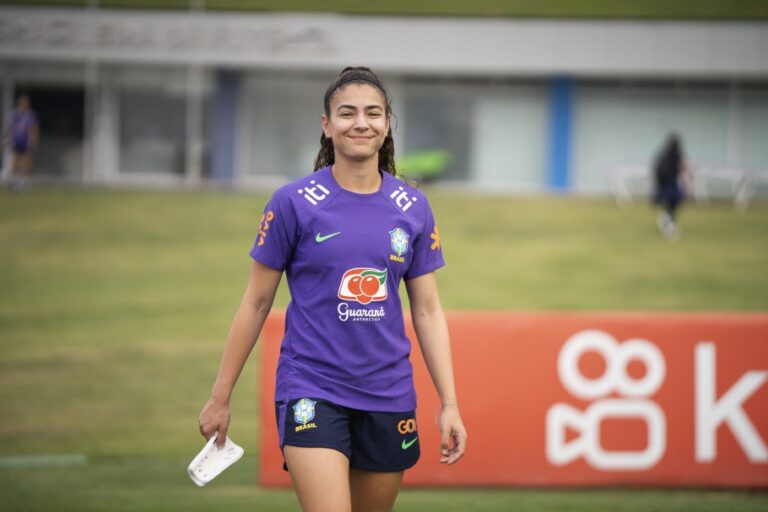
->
[0,187,766,511]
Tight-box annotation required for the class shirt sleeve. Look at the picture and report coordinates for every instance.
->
[404,195,445,280]
[248,189,299,271]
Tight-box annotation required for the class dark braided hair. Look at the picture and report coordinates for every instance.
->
[314,66,396,176]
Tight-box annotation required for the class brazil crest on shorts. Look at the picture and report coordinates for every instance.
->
[293,398,316,425]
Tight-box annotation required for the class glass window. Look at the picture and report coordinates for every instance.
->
[117,67,188,175]
[739,85,768,196]
[0,80,5,173]
[740,86,768,169]
[572,82,730,194]
[240,72,547,190]
[401,81,472,182]
[400,78,547,190]
[241,71,333,180]
[470,85,547,190]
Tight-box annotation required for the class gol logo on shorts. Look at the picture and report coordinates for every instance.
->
[397,419,417,434]
[338,268,388,305]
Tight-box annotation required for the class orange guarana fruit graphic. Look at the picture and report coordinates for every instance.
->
[338,268,388,304]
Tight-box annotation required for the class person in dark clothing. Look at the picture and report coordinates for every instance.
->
[3,94,39,190]
[652,133,689,239]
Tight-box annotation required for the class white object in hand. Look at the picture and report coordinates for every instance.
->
[188,433,244,487]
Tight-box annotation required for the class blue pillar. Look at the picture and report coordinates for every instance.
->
[210,70,241,183]
[547,77,573,192]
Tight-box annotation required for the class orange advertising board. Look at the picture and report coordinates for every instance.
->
[259,312,768,487]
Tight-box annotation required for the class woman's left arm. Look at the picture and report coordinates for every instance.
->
[405,272,466,465]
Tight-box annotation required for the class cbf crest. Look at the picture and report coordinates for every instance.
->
[389,228,409,257]
[293,398,316,425]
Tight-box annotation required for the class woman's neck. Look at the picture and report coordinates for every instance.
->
[331,159,381,194]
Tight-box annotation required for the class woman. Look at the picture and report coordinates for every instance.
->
[652,133,689,240]
[198,67,466,512]
[3,94,39,190]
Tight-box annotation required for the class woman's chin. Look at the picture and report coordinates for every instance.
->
[337,150,380,164]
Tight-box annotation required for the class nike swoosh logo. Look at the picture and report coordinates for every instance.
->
[401,437,418,450]
[315,232,341,243]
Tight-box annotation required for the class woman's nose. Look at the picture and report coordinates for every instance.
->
[353,113,368,129]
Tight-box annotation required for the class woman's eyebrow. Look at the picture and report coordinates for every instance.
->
[336,104,384,111]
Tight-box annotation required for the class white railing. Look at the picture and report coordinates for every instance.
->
[607,160,767,210]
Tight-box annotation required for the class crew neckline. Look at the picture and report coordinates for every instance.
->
[326,166,384,197]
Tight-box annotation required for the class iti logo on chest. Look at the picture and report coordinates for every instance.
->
[297,180,330,206]
[389,228,409,263]
[390,186,417,212]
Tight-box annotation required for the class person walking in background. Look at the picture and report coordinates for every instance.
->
[198,66,466,512]
[3,94,39,190]
[652,133,690,240]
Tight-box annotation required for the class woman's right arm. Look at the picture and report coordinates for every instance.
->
[198,259,283,447]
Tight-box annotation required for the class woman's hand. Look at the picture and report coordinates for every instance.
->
[198,396,231,448]
[439,404,467,465]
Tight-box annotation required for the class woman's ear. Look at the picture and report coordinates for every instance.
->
[321,113,331,138]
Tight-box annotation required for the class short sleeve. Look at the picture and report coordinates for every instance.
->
[248,190,299,271]
[404,196,445,280]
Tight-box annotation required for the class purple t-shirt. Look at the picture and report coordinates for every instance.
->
[250,166,445,412]
[11,110,37,151]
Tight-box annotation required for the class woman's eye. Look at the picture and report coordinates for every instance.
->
[339,112,353,118]
[369,112,382,118]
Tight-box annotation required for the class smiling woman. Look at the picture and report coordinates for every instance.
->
[315,67,397,186]
[198,66,466,512]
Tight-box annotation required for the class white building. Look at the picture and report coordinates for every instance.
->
[1,6,767,197]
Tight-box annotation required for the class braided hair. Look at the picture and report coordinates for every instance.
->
[314,66,396,176]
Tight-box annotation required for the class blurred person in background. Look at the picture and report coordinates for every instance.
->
[199,66,466,512]
[3,94,39,191]
[652,133,690,240]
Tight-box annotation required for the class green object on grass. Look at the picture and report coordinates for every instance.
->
[397,150,451,180]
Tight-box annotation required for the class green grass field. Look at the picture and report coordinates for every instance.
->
[1,187,767,511]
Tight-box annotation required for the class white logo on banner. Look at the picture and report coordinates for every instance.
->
[695,343,768,463]
[546,330,667,471]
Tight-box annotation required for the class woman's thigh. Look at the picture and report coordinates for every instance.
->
[349,468,403,512]
[284,445,351,512]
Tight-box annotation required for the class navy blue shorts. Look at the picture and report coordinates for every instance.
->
[12,140,28,154]
[276,397,420,472]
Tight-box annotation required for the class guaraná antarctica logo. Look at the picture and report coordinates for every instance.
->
[337,267,388,322]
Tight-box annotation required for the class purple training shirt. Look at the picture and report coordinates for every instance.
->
[11,110,37,151]
[250,166,445,412]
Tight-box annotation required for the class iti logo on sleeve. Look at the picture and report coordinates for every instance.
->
[338,268,388,305]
